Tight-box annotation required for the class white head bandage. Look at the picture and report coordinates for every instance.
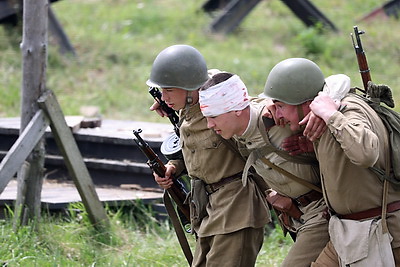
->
[199,75,250,117]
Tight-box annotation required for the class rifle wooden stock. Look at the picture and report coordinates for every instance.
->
[352,26,372,91]
[133,129,190,221]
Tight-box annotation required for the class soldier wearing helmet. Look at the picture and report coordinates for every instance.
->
[264,58,400,266]
[198,70,351,267]
[147,45,270,266]
[262,58,326,133]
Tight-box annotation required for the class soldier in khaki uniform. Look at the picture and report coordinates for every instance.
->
[263,57,400,266]
[147,45,270,267]
[198,72,346,266]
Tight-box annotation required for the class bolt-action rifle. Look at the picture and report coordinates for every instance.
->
[133,129,190,222]
[351,25,372,92]
[148,87,180,137]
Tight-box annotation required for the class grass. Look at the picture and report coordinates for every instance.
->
[0,0,398,265]
[0,202,292,266]
[0,0,399,121]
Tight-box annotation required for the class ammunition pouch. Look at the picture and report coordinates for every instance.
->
[189,178,209,232]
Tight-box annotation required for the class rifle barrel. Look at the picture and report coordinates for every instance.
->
[133,129,190,221]
[352,25,372,90]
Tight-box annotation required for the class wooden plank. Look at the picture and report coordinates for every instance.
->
[0,179,163,212]
[38,90,109,230]
[0,110,49,194]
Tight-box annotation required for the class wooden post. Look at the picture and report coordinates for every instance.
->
[0,98,110,230]
[17,0,48,225]
[38,90,110,231]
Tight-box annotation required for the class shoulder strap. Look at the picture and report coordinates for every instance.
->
[238,107,320,190]
[254,110,321,192]
[381,136,390,234]
[216,133,273,192]
[163,191,193,265]
[257,112,319,166]
[259,157,322,193]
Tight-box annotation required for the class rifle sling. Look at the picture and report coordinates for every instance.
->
[250,108,321,192]
[381,107,391,233]
[260,157,322,193]
[220,132,321,194]
[256,106,319,167]
[163,191,193,265]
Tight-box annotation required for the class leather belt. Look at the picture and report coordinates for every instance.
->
[338,200,400,220]
[294,190,323,207]
[204,172,242,195]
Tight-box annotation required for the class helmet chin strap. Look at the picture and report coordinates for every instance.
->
[183,91,193,112]
[186,91,193,105]
[296,104,306,132]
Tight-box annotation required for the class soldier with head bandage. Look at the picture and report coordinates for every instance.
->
[200,75,250,117]
[198,70,346,267]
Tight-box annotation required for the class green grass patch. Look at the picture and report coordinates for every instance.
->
[0,202,291,266]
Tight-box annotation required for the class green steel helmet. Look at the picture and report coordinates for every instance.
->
[146,44,209,91]
[262,58,325,105]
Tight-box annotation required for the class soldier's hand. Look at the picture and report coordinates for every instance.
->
[150,101,168,117]
[153,164,176,189]
[310,92,341,123]
[299,111,327,141]
[281,133,314,155]
[154,175,173,189]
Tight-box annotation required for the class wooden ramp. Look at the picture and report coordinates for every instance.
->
[0,179,163,210]
[0,117,175,188]
[0,115,174,218]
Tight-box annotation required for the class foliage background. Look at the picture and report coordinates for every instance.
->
[0,0,399,265]
[0,0,399,121]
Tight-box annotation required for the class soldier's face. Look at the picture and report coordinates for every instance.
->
[274,101,301,131]
[206,111,239,139]
[161,88,188,111]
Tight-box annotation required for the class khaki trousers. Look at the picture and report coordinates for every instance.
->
[311,241,400,266]
[282,221,330,267]
[192,227,264,267]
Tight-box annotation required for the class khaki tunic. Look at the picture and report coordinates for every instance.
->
[241,104,320,198]
[315,94,400,248]
[170,103,270,237]
[237,101,329,266]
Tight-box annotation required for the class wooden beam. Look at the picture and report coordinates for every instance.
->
[0,110,49,194]
[359,0,400,22]
[38,90,109,230]
[209,0,337,35]
[210,0,262,35]
[280,0,337,31]
[48,5,76,56]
